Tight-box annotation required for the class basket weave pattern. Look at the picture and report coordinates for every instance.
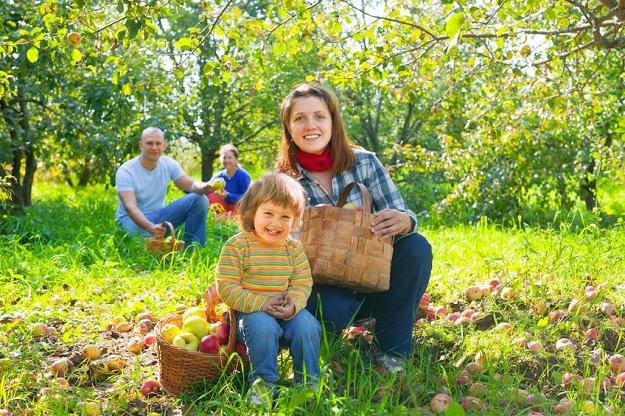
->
[144,221,185,254]
[155,284,238,395]
[300,183,393,293]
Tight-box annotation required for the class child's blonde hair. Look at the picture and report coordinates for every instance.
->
[238,173,308,232]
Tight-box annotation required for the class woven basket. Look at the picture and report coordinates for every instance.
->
[144,221,185,254]
[155,284,239,395]
[300,183,393,293]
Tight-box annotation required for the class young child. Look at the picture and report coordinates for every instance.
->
[215,173,320,405]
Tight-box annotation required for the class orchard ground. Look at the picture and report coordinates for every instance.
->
[0,183,624,415]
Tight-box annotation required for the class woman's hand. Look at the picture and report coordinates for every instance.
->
[370,209,412,240]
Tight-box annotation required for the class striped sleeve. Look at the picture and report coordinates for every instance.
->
[215,235,267,313]
[285,239,313,317]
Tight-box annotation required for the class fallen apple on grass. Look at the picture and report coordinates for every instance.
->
[608,354,625,373]
[81,344,101,361]
[31,322,49,337]
[127,338,145,354]
[465,285,482,301]
[103,354,125,371]
[141,379,162,397]
[51,358,72,377]
[430,392,453,413]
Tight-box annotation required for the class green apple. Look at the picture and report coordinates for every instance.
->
[213,178,225,191]
[172,332,200,351]
[182,316,210,339]
[160,323,181,344]
[103,354,125,371]
[81,344,101,361]
[343,203,357,209]
[182,306,206,322]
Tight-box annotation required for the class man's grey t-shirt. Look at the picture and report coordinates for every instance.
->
[115,156,185,222]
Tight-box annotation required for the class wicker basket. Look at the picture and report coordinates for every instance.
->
[300,183,393,293]
[155,284,240,395]
[144,221,185,254]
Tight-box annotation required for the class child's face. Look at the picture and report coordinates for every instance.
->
[253,201,297,245]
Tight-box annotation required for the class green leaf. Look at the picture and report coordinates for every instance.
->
[71,48,82,63]
[26,47,39,63]
[290,389,315,407]
[444,401,466,416]
[445,12,465,38]
[272,41,287,56]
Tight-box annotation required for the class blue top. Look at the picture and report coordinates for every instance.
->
[212,167,252,204]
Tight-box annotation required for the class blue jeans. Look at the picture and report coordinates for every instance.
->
[117,193,208,247]
[237,309,321,385]
[306,232,432,358]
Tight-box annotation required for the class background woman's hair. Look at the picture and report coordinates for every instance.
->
[219,143,239,159]
[237,172,308,232]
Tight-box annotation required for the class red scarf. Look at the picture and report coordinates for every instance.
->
[296,147,333,172]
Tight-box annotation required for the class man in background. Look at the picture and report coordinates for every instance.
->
[115,127,213,247]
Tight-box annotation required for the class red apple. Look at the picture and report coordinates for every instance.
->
[136,311,155,323]
[584,288,597,301]
[600,302,614,316]
[434,306,447,317]
[548,310,566,324]
[526,340,543,352]
[419,293,430,310]
[585,327,598,340]
[31,322,49,337]
[461,308,476,319]
[553,398,570,414]
[143,332,157,346]
[494,322,512,333]
[141,379,162,397]
[425,305,437,319]
[446,312,460,322]
[235,341,248,359]
[608,354,625,373]
[213,322,230,345]
[461,396,484,411]
[615,372,625,389]
[51,358,72,377]
[555,338,576,350]
[199,334,220,354]
[454,316,471,326]
[489,278,500,290]
[430,392,453,413]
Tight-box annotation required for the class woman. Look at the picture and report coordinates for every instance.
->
[208,143,252,218]
[275,83,432,372]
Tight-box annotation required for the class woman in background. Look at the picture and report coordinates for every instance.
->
[208,143,252,218]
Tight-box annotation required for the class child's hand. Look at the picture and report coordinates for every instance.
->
[261,291,288,313]
[267,297,296,320]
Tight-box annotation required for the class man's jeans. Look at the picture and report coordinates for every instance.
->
[117,193,208,247]
[236,309,321,385]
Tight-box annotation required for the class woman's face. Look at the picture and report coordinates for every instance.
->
[221,150,238,170]
[288,96,332,155]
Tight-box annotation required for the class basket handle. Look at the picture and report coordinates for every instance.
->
[337,182,372,213]
[161,221,175,238]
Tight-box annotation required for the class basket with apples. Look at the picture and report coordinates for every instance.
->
[155,283,248,395]
[144,221,185,255]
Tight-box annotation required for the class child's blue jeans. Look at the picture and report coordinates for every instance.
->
[236,309,321,385]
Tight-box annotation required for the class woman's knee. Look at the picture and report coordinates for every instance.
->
[394,233,433,267]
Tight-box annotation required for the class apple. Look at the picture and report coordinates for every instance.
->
[115,321,132,333]
[31,322,49,337]
[212,322,230,345]
[446,312,460,322]
[600,302,614,316]
[608,354,625,373]
[88,359,109,379]
[160,323,181,344]
[553,398,570,414]
[55,377,70,390]
[51,358,72,377]
[143,332,157,346]
[425,305,437,319]
[135,319,154,334]
[461,396,484,412]
[430,392,452,413]
[494,322,512,333]
[526,340,543,352]
[80,402,101,416]
[172,332,200,351]
[235,341,248,359]
[0,410,11,416]
[136,311,155,323]
[488,278,500,290]
[461,308,476,319]
[532,299,548,315]
[103,354,125,371]
[585,327,598,339]
[454,316,471,326]
[465,285,482,301]
[174,303,187,314]
[213,178,226,191]
[182,316,210,339]
[580,400,594,413]
[81,344,101,361]
[141,379,162,397]
[499,287,517,300]
[127,338,145,354]
[456,371,470,385]
[480,285,491,297]
[581,377,595,395]
[555,338,575,350]
[67,32,82,46]
[182,306,206,323]
[468,382,485,395]
[418,293,430,310]
[615,372,625,388]
[548,310,566,324]
[584,288,597,301]
[464,361,484,375]
[434,306,447,317]
[199,334,221,354]
[111,316,127,327]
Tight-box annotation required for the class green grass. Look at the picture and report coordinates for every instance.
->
[0,183,624,415]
